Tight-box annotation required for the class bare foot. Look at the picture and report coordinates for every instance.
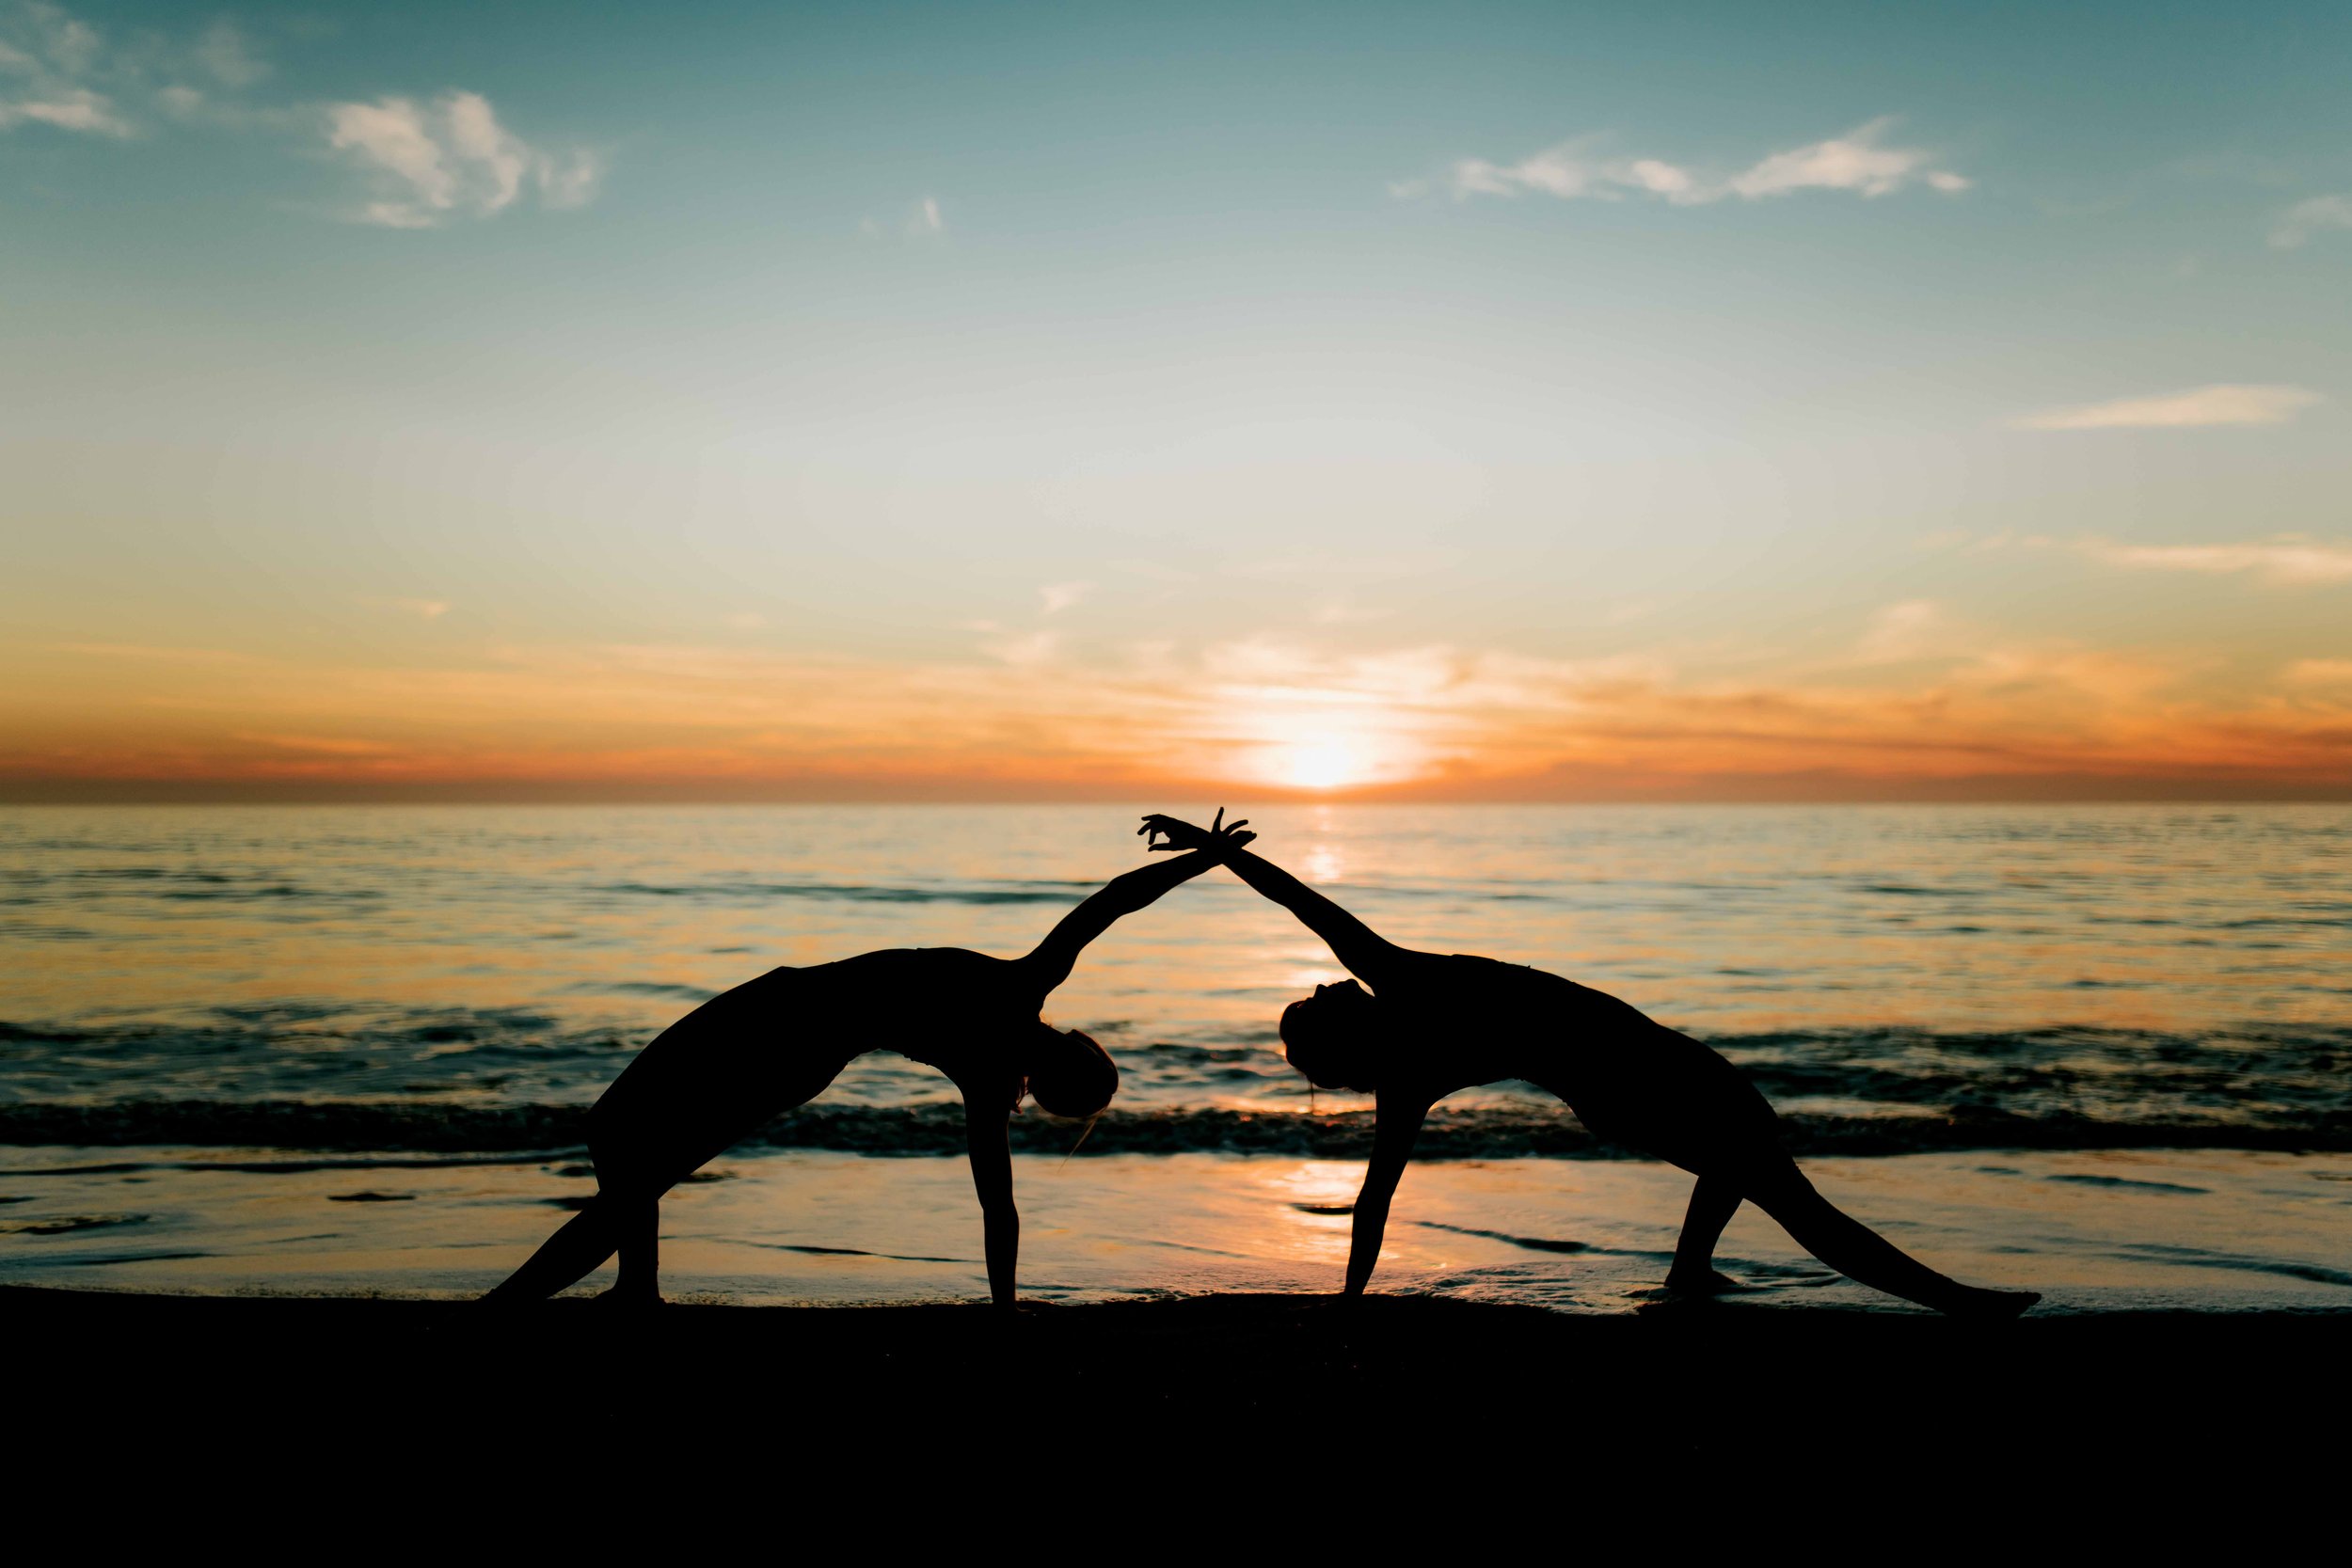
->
[1662,1267,1747,1295]
[1947,1287,2040,1319]
[594,1286,665,1308]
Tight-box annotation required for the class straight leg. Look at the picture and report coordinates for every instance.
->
[481,1199,622,1303]
[1745,1162,2037,1318]
[1665,1174,1742,1291]
[610,1195,661,1303]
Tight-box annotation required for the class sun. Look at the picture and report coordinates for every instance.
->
[1230,694,1429,793]
[1272,736,1379,792]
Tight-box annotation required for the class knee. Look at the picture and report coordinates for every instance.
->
[589,1141,654,1202]
[1722,1157,1816,1217]
[587,1110,652,1181]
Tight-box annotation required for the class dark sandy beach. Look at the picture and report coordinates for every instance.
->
[8,1285,2340,1514]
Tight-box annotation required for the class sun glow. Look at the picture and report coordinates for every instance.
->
[1256,718,1433,791]
[1233,695,1431,793]
[1275,737,1378,791]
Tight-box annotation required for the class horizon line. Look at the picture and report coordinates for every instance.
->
[5,779,2348,807]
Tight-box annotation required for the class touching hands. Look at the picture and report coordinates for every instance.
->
[1138,807,1255,857]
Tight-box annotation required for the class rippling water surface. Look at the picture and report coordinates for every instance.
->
[7,803,2348,1307]
[3,803,2346,1151]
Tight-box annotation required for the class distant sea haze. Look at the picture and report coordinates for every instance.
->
[2,803,2346,1156]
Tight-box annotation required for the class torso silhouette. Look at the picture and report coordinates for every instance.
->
[1362,950,1779,1168]
[591,947,1055,1168]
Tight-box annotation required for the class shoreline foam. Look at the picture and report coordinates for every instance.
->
[4,1096,2346,1156]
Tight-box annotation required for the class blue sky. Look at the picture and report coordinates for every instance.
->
[5,1,2350,799]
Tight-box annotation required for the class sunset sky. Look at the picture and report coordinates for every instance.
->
[6,0,2350,800]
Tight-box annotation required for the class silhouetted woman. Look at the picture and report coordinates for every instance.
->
[487,815,1257,1307]
[1140,814,2036,1317]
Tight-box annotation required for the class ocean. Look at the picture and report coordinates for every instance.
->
[4,803,2347,1310]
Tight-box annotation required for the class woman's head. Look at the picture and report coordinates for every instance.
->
[1025,1023,1119,1118]
[1279,979,1390,1092]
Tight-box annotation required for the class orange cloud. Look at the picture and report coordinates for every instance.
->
[6,626,2350,801]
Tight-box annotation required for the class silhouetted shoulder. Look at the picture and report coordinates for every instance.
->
[1385,949,1561,994]
[1380,951,1651,1032]
[718,947,1027,1022]
[820,945,1022,984]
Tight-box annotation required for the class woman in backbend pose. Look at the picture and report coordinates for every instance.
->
[1139,814,2038,1318]
[487,813,1259,1307]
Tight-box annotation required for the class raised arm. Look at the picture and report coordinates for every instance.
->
[1137,814,1407,983]
[1220,845,1405,979]
[1017,845,1235,995]
[1344,1088,1432,1297]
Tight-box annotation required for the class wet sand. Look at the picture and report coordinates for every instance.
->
[8,1283,2341,1506]
[8,1146,2345,1309]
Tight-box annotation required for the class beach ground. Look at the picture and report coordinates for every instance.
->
[7,1284,2340,1527]
[10,1145,2345,1310]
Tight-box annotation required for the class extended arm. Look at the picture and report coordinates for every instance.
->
[1345,1089,1432,1297]
[1017,847,1229,995]
[961,1087,1019,1309]
[1219,846,1410,986]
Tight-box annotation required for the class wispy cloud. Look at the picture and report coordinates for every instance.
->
[0,1,127,135]
[2270,194,2352,249]
[2012,384,2322,431]
[1411,119,1967,208]
[230,732,402,757]
[1727,120,1970,199]
[1,8,604,221]
[0,4,277,136]
[192,19,267,91]
[1310,592,1392,627]
[2077,537,2352,585]
[862,196,947,240]
[0,83,122,133]
[1039,581,1092,615]
[2283,659,2352,688]
[20,624,2352,798]
[960,619,1062,668]
[1855,599,1949,661]
[327,90,600,228]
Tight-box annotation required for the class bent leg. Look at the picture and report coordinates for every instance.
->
[482,1198,625,1303]
[484,1008,849,1303]
[610,1195,660,1303]
[1743,1162,2036,1318]
[482,1120,677,1304]
[1666,1175,1742,1291]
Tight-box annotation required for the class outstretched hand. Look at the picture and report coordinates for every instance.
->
[1139,807,1255,856]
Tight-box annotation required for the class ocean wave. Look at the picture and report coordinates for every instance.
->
[0,1098,2344,1159]
[6,1010,2348,1154]
[43,867,389,904]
